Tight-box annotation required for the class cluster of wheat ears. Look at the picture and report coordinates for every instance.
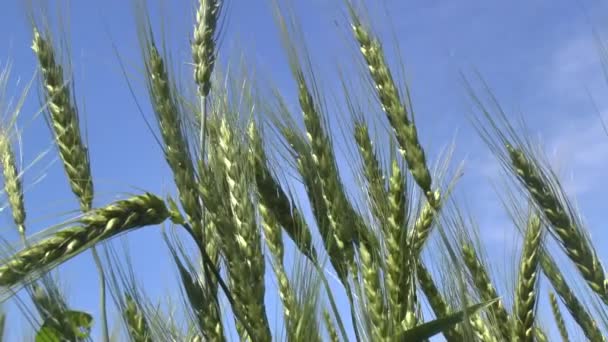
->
[0,0,606,341]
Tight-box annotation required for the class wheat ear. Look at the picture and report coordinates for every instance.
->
[32,29,93,212]
[0,134,25,239]
[217,119,270,341]
[540,252,605,342]
[549,292,569,342]
[507,145,608,304]
[350,14,436,206]
[249,123,316,261]
[0,193,169,287]
[513,214,542,342]
[461,243,511,340]
[416,260,463,341]
[123,294,152,342]
[385,158,412,331]
[144,41,203,241]
[192,0,221,97]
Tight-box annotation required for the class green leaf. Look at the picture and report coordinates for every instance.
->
[399,299,496,341]
[35,310,93,342]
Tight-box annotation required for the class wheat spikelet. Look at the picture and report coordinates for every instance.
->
[540,252,605,342]
[410,195,440,256]
[0,134,25,238]
[354,122,387,221]
[123,294,152,342]
[296,73,357,263]
[416,260,463,341]
[384,159,412,331]
[217,118,270,341]
[0,193,169,287]
[31,29,93,212]
[323,310,340,342]
[281,125,349,282]
[144,41,203,240]
[461,243,511,340]
[507,145,608,304]
[349,14,435,205]
[513,214,542,342]
[192,0,221,97]
[249,123,316,262]
[169,244,224,342]
[360,241,387,340]
[469,314,499,342]
[549,292,569,342]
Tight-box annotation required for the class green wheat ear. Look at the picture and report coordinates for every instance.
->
[513,214,542,342]
[123,294,152,342]
[31,28,93,212]
[0,193,170,289]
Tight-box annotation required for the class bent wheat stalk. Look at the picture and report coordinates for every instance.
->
[0,193,169,287]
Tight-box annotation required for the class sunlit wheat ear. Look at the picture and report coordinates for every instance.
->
[513,214,542,342]
[217,118,271,341]
[143,40,203,240]
[349,12,436,206]
[248,123,316,262]
[258,191,318,341]
[469,314,499,342]
[416,260,463,341]
[506,145,608,305]
[359,240,387,341]
[31,28,93,212]
[384,158,412,330]
[279,124,349,282]
[540,252,605,342]
[0,134,25,238]
[0,193,169,289]
[165,234,224,341]
[461,243,511,340]
[549,292,569,342]
[192,0,221,97]
[354,121,387,220]
[124,294,152,342]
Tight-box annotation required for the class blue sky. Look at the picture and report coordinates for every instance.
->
[2,0,608,340]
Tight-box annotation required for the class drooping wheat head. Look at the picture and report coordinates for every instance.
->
[0,193,169,288]
[506,145,608,304]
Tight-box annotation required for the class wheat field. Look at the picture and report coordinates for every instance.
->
[0,0,607,341]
